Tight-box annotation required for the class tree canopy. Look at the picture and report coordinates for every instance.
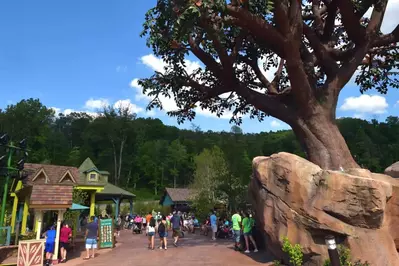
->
[139,0,398,170]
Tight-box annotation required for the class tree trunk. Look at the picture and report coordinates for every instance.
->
[291,113,359,170]
[117,138,125,185]
[111,140,118,185]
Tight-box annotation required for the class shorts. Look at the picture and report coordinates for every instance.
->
[233,230,241,243]
[172,228,181,237]
[159,232,168,238]
[45,242,55,253]
[148,232,155,237]
[243,230,252,237]
[60,242,69,249]
[85,238,97,249]
[211,225,217,233]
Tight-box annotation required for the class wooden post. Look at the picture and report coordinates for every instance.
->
[10,195,19,233]
[21,200,29,235]
[15,221,20,245]
[35,210,43,240]
[52,210,64,262]
[90,192,96,217]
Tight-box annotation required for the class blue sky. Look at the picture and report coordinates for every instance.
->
[0,0,398,133]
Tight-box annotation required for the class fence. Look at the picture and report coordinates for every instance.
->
[0,226,11,246]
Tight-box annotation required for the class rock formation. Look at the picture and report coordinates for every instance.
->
[385,161,399,178]
[249,152,399,266]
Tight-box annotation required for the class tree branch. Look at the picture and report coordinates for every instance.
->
[234,85,295,124]
[225,5,287,58]
[335,0,366,44]
[303,24,339,76]
[188,35,223,77]
[373,25,399,47]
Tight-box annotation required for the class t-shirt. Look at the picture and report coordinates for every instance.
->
[146,214,152,224]
[231,213,242,231]
[171,215,181,229]
[148,225,155,233]
[210,214,217,226]
[46,229,56,243]
[249,217,255,227]
[242,217,252,233]
[158,222,166,233]
[86,222,98,239]
[60,227,72,243]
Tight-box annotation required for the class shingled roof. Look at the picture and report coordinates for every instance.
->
[164,188,195,202]
[24,163,80,185]
[29,184,73,208]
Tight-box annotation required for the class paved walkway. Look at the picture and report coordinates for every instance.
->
[68,230,275,266]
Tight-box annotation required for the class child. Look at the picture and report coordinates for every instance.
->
[43,225,56,266]
[158,215,168,250]
[148,217,156,250]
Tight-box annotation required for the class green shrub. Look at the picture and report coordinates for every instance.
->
[282,236,303,266]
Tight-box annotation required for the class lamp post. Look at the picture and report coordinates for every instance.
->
[0,134,28,228]
[325,235,340,266]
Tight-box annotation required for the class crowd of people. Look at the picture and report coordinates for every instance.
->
[119,208,259,254]
[39,208,259,266]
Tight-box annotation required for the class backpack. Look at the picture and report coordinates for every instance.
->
[158,222,166,233]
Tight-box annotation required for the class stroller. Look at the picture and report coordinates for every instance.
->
[216,225,233,239]
[132,216,143,234]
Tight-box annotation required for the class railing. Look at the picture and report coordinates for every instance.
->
[0,226,11,246]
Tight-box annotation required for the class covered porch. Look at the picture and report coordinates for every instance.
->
[95,183,135,218]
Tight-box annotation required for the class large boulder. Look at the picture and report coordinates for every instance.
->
[249,152,399,266]
[385,161,399,178]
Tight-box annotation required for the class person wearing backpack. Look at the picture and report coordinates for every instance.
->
[158,215,168,250]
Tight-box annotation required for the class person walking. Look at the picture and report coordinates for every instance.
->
[43,225,56,266]
[84,216,98,260]
[147,217,156,250]
[231,210,242,251]
[158,215,168,250]
[242,212,259,253]
[170,211,182,247]
[210,210,217,240]
[59,222,72,263]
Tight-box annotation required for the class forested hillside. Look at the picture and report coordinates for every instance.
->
[1,98,398,200]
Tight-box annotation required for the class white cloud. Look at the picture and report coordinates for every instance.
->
[270,120,282,127]
[50,107,61,114]
[132,54,234,119]
[340,95,388,114]
[364,0,399,34]
[84,98,109,110]
[113,99,144,114]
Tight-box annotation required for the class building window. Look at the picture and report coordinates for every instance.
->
[89,173,97,181]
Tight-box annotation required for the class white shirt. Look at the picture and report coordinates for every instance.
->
[148,226,155,233]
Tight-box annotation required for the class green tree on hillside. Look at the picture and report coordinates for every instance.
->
[168,139,188,188]
[140,0,399,170]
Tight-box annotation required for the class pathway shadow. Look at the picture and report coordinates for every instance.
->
[178,232,276,264]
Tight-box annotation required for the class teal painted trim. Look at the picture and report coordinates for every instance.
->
[0,226,11,246]
[162,194,174,206]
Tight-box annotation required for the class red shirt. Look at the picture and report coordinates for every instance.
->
[60,227,72,243]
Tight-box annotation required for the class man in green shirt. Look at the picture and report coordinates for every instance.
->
[231,210,242,251]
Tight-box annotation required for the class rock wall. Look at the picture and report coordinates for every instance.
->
[249,152,399,266]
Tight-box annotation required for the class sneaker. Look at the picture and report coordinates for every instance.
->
[164,247,168,250]
[254,249,259,252]
[245,250,250,253]
[159,246,163,250]
[173,242,178,247]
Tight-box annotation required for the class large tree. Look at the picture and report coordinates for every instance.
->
[140,0,398,170]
